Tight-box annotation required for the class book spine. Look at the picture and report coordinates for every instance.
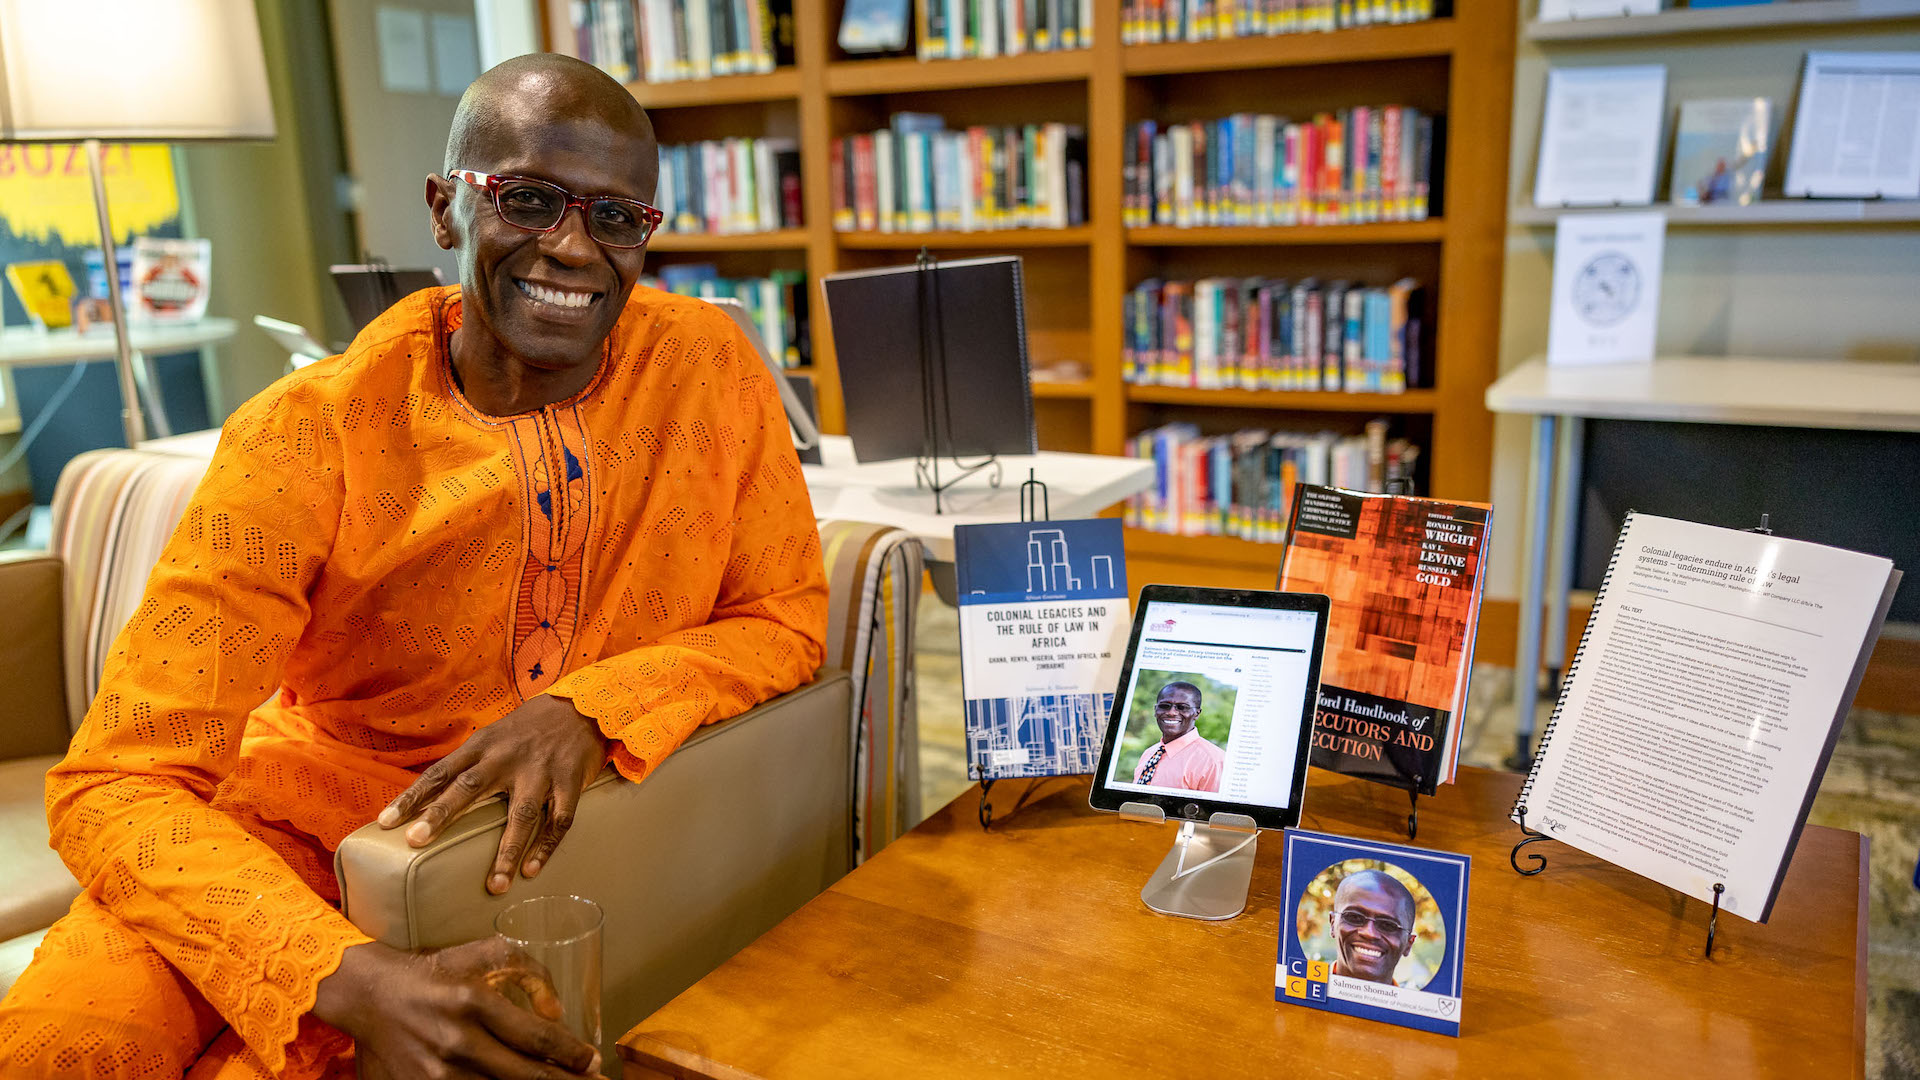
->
[1366,105,1383,222]
[1413,112,1434,221]
[917,0,937,60]
[831,138,850,230]
[1511,511,1635,821]
[947,0,963,56]
[855,134,877,231]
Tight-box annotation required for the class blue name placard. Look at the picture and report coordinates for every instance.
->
[1276,828,1470,1037]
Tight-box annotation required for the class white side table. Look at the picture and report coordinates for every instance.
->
[0,318,238,438]
[1487,355,1920,766]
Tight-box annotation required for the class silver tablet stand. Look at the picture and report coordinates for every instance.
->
[1119,802,1261,921]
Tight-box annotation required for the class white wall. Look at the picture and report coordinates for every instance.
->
[327,0,489,280]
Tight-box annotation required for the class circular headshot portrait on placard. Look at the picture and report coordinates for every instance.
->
[1295,858,1447,991]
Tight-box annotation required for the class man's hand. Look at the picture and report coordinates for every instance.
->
[315,939,600,1080]
[379,695,609,894]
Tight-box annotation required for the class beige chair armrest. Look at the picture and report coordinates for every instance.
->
[335,670,853,1061]
[0,553,69,761]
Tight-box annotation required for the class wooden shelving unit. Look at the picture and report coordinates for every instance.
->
[625,67,801,108]
[1125,386,1442,413]
[541,1,1516,591]
[647,228,810,251]
[1121,19,1459,73]
[836,226,1094,248]
[824,50,1094,93]
[1127,221,1449,245]
[1030,379,1095,399]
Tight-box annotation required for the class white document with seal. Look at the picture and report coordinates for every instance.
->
[1535,65,1668,207]
[1547,210,1665,366]
[1511,513,1900,923]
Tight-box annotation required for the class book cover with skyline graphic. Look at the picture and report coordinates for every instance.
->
[1278,486,1492,794]
[956,519,1130,781]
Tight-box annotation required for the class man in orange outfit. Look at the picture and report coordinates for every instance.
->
[0,53,826,1079]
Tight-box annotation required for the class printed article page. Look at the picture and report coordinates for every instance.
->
[1106,601,1321,808]
[1520,514,1895,919]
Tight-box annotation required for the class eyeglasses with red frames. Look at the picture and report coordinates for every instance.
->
[450,169,663,249]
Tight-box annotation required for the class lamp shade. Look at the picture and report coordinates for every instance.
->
[0,0,275,142]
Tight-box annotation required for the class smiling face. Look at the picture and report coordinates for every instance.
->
[427,56,657,401]
[1153,684,1201,743]
[1330,871,1417,984]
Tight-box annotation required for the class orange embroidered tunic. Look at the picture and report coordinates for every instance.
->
[38,286,828,1074]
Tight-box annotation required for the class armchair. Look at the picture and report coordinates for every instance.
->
[0,444,926,1064]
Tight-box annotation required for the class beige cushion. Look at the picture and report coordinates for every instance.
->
[0,553,69,761]
[0,927,50,1000]
[0,756,80,944]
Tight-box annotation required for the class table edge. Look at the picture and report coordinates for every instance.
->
[618,1032,764,1080]
[1853,830,1871,1080]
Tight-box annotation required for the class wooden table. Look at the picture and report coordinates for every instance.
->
[620,767,1867,1079]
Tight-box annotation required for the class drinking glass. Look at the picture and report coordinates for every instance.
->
[494,894,603,1053]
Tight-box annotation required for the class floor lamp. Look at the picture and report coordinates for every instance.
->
[0,0,277,447]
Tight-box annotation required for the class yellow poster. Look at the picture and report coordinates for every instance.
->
[0,143,181,246]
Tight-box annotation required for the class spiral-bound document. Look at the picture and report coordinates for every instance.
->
[1511,513,1900,923]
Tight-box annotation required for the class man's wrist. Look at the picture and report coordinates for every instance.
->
[543,692,612,758]
[312,940,389,1034]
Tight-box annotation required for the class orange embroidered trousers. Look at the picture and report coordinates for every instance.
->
[0,811,354,1080]
[1,897,353,1080]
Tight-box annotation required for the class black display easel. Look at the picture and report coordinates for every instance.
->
[1508,803,1730,957]
[910,248,1003,513]
[1405,776,1422,840]
[977,469,1051,830]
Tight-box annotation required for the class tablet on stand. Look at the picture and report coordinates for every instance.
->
[1089,585,1330,920]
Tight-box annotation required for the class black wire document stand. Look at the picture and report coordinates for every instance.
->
[910,249,1003,514]
[977,470,1051,830]
[825,249,1036,506]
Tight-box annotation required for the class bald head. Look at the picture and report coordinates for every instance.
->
[445,53,654,175]
[1333,870,1416,924]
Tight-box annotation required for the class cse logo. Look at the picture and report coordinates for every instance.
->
[1283,958,1330,1000]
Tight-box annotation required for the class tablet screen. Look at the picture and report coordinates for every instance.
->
[1096,591,1326,823]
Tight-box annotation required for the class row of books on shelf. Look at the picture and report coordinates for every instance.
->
[1125,107,1440,228]
[830,115,1088,233]
[572,0,795,84]
[648,265,811,367]
[909,0,1094,59]
[656,139,804,236]
[1124,276,1427,393]
[1125,419,1420,541]
[1121,0,1444,42]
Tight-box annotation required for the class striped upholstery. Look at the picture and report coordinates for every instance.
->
[42,448,926,864]
[816,519,924,864]
[49,449,209,732]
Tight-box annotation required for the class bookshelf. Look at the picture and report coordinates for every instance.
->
[540,0,1517,592]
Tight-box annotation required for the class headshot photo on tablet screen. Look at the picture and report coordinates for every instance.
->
[1104,599,1321,810]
